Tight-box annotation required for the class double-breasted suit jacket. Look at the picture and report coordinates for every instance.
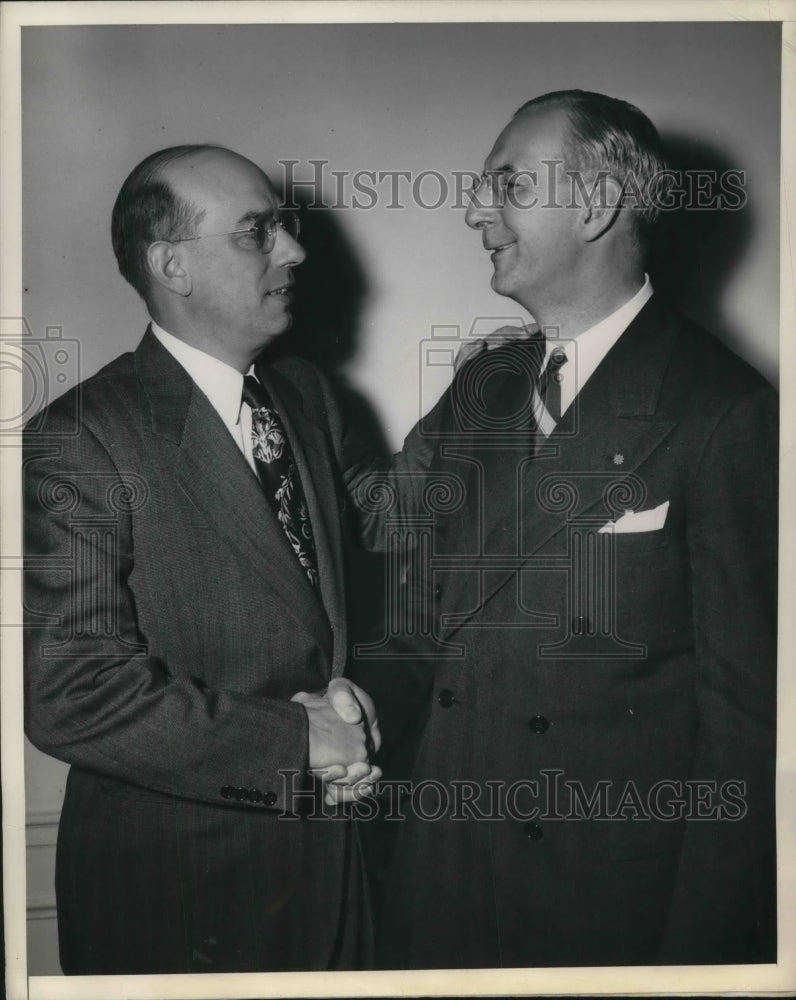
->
[24,329,371,974]
[354,297,777,968]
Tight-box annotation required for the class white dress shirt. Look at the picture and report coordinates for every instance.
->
[533,276,654,436]
[150,321,257,473]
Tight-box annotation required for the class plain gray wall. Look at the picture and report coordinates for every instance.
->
[20,19,781,974]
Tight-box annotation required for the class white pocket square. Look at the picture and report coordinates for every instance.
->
[598,500,670,534]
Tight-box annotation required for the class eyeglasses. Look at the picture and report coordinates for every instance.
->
[172,209,300,254]
[470,171,510,206]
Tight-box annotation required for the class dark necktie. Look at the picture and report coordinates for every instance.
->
[241,374,319,587]
[539,347,568,424]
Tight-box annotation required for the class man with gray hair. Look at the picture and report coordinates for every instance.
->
[358,90,777,968]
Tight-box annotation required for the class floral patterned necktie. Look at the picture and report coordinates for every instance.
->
[241,374,318,587]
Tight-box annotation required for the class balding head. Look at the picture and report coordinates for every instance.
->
[113,145,305,369]
[111,144,229,304]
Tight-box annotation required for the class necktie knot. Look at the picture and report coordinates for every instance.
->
[540,346,568,424]
[242,373,271,411]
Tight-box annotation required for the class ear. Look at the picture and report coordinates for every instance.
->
[146,241,192,298]
[578,174,623,244]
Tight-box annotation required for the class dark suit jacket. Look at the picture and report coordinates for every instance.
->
[24,329,372,974]
[353,298,777,968]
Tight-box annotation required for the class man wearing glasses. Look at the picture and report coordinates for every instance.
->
[24,145,380,974]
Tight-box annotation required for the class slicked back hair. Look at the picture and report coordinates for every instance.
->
[514,90,668,246]
[111,144,225,303]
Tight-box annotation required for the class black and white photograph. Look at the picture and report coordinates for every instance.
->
[2,3,794,998]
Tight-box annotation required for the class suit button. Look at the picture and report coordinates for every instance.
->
[263,790,278,807]
[525,822,543,841]
[233,787,246,801]
[247,789,263,803]
[438,689,456,708]
[529,715,549,734]
[220,785,234,799]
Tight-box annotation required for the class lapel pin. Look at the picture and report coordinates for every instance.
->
[612,453,624,466]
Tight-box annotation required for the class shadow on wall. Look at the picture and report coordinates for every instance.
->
[650,134,762,368]
[281,196,369,373]
[268,192,388,449]
[267,194,390,649]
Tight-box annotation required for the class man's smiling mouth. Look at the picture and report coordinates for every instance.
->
[489,241,516,258]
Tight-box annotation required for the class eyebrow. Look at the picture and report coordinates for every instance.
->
[235,207,276,227]
[479,164,522,186]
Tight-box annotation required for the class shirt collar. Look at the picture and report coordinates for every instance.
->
[543,275,653,408]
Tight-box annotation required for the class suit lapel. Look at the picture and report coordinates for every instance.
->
[134,330,332,654]
[258,364,349,675]
[514,404,676,558]
[441,298,679,638]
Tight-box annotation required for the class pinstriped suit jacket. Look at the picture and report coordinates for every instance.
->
[354,298,777,968]
[24,329,371,973]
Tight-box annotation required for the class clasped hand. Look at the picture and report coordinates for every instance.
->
[291,678,382,805]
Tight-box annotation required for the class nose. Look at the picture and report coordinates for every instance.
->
[465,174,497,231]
[271,227,307,268]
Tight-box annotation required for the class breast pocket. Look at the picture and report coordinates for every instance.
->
[609,528,691,643]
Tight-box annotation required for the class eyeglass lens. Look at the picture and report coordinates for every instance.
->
[257,210,300,252]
